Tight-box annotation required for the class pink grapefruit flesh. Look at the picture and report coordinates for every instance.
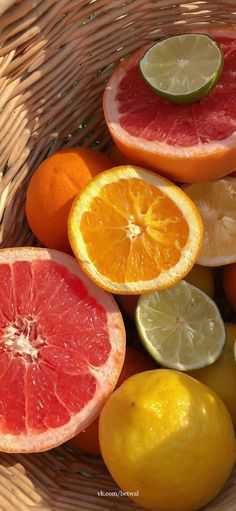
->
[0,248,125,452]
[104,29,236,182]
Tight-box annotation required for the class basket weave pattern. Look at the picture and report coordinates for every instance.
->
[0,1,236,510]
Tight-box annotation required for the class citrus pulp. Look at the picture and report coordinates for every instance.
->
[136,281,225,371]
[117,264,214,319]
[0,248,125,452]
[103,28,236,182]
[140,33,223,104]
[69,165,203,294]
[184,178,236,266]
[70,345,155,454]
[26,147,113,252]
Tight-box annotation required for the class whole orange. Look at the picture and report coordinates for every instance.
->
[223,264,236,312]
[109,144,132,166]
[116,294,138,320]
[70,345,156,454]
[26,147,113,252]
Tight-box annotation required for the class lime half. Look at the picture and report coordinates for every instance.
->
[139,33,224,104]
[136,281,225,371]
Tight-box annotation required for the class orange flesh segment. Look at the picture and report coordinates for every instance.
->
[80,178,189,282]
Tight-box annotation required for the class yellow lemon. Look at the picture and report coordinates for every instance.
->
[99,369,235,511]
[185,264,214,298]
[189,323,236,428]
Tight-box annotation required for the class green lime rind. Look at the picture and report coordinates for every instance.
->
[135,281,226,371]
[139,33,224,105]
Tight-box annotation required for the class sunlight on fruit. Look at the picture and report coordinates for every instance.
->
[99,370,235,511]
[189,323,236,428]
[70,346,156,454]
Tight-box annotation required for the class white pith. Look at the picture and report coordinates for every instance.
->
[69,166,203,293]
[104,28,236,158]
[140,34,222,96]
[184,178,236,266]
[3,318,44,361]
[136,281,226,371]
[0,248,125,452]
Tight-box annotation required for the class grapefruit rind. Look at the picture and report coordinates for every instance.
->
[68,166,203,294]
[0,248,125,453]
[103,28,236,183]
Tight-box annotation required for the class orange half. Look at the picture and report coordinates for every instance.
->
[68,166,203,294]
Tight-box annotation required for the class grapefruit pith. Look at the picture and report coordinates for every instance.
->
[0,248,125,453]
[103,28,236,183]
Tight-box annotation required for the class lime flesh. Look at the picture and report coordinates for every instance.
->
[139,33,224,104]
[136,281,225,371]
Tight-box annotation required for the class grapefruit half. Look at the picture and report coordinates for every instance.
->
[0,248,125,452]
[103,28,236,183]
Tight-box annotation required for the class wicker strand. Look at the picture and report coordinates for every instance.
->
[0,2,235,510]
[0,446,235,511]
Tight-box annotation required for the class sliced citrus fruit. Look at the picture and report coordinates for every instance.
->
[136,280,225,371]
[140,34,223,105]
[184,178,236,266]
[103,28,236,183]
[70,345,155,454]
[117,264,214,320]
[68,166,203,294]
[0,248,125,453]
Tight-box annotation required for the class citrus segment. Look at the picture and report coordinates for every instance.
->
[69,166,203,294]
[140,34,223,104]
[136,281,225,371]
[26,147,113,252]
[103,29,236,182]
[184,178,236,266]
[117,264,214,320]
[0,248,125,452]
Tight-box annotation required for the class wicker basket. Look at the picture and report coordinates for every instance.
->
[0,1,236,510]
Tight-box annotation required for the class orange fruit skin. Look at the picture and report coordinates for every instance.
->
[69,165,203,294]
[111,134,236,184]
[109,145,180,185]
[26,147,113,252]
[116,295,138,320]
[70,345,156,454]
[223,264,236,312]
[109,145,133,166]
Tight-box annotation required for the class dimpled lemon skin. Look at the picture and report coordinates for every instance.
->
[99,370,235,511]
[189,323,236,429]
